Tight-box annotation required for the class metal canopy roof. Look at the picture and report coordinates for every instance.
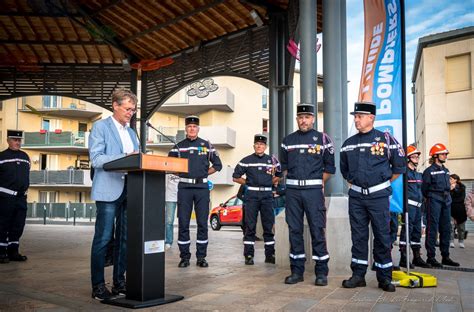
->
[0,0,323,118]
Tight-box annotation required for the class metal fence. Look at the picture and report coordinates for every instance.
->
[30,169,90,185]
[27,202,97,224]
[23,131,86,147]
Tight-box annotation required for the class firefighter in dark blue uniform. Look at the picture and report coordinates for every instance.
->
[422,143,460,268]
[168,116,222,268]
[233,134,281,265]
[340,102,405,292]
[398,145,431,269]
[280,104,336,286]
[0,130,30,263]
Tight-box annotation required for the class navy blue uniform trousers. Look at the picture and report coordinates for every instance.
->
[243,192,274,257]
[399,205,422,251]
[425,197,451,259]
[349,196,392,282]
[0,195,27,253]
[177,188,209,260]
[286,188,328,276]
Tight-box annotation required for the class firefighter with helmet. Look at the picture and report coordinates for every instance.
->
[398,145,431,269]
[422,143,460,267]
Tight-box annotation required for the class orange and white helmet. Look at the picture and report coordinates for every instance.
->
[429,143,449,157]
[406,145,421,157]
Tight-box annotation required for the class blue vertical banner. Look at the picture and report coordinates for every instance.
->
[359,0,404,213]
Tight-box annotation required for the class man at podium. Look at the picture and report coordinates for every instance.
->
[168,116,222,268]
[88,88,140,300]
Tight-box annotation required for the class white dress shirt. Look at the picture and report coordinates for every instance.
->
[165,174,179,202]
[111,116,135,154]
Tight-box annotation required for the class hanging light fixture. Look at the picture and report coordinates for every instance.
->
[186,78,219,98]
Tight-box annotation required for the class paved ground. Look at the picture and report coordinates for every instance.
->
[0,224,472,311]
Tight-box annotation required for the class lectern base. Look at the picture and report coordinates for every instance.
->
[102,294,184,309]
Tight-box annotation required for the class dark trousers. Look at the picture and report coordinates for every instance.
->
[0,195,27,254]
[399,205,422,251]
[90,189,127,287]
[177,188,209,260]
[285,188,328,276]
[425,197,451,259]
[243,192,275,257]
[390,212,399,245]
[349,196,392,282]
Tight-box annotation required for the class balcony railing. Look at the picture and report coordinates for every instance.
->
[27,202,97,221]
[30,169,92,187]
[20,101,102,119]
[147,126,235,148]
[23,131,89,153]
[159,87,235,114]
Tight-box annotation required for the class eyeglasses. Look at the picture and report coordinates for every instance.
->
[123,107,136,114]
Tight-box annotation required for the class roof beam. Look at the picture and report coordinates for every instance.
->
[122,0,226,44]
[90,0,123,16]
[0,39,109,45]
[0,12,82,18]
[45,1,139,61]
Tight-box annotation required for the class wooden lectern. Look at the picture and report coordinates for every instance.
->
[102,153,188,308]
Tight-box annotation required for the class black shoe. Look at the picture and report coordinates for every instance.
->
[196,258,209,267]
[8,252,27,261]
[342,276,366,288]
[315,275,328,286]
[178,259,190,268]
[392,265,401,271]
[284,273,304,284]
[378,281,396,292]
[442,257,460,267]
[91,284,113,300]
[399,258,414,269]
[111,282,126,296]
[245,256,254,265]
[265,255,275,264]
[0,254,9,264]
[426,257,443,268]
[412,257,432,268]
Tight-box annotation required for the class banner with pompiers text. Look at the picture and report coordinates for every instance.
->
[359,0,404,213]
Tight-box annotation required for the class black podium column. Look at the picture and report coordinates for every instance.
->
[102,171,183,308]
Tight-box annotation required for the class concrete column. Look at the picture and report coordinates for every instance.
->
[299,0,317,128]
[268,12,280,157]
[323,0,351,275]
[285,87,294,134]
[323,0,348,196]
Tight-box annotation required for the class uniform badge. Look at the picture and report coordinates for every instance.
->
[375,137,381,142]
[300,149,304,153]
[258,167,262,170]
[267,160,271,163]
[200,142,204,146]
[398,146,405,157]
[370,142,385,156]
[316,145,321,154]
[313,136,318,141]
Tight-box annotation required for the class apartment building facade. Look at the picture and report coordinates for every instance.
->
[412,26,474,188]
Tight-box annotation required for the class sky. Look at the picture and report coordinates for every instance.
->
[317,0,473,143]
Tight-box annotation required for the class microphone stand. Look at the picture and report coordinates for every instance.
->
[146,122,181,158]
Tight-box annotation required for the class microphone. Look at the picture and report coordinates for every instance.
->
[146,121,181,158]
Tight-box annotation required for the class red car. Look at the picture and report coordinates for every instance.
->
[209,196,243,231]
